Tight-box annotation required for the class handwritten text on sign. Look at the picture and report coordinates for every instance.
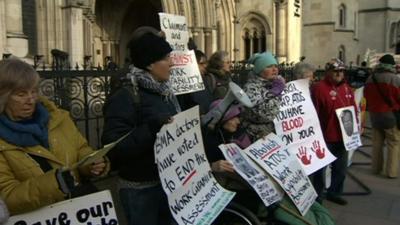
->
[159,13,189,51]
[6,191,118,225]
[273,79,336,175]
[169,51,205,95]
[219,143,284,206]
[244,133,317,216]
[155,106,234,225]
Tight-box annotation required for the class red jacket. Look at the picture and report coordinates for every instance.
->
[364,70,400,113]
[311,76,357,143]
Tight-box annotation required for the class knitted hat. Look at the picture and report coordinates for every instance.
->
[248,52,278,75]
[210,99,242,123]
[379,54,395,65]
[325,58,345,71]
[130,32,172,70]
[376,54,396,72]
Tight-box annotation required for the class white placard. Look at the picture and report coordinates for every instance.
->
[169,50,205,95]
[219,143,284,206]
[159,13,204,95]
[6,190,118,225]
[154,106,235,225]
[336,106,362,151]
[159,13,189,51]
[244,133,317,216]
[274,79,336,175]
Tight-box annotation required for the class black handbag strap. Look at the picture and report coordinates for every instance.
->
[372,74,394,108]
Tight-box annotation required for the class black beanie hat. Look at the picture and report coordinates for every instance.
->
[379,54,395,65]
[130,32,173,70]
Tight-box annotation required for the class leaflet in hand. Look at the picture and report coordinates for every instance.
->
[64,131,131,171]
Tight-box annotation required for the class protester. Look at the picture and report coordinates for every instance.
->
[293,62,316,83]
[351,61,370,87]
[102,32,178,225]
[203,99,261,213]
[203,100,251,175]
[241,51,285,141]
[0,59,108,215]
[204,51,232,99]
[364,54,400,178]
[311,58,357,205]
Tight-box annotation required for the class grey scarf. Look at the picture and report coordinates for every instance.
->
[128,66,181,112]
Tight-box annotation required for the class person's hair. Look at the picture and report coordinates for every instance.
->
[0,59,40,114]
[293,62,315,80]
[207,51,229,71]
[194,50,207,63]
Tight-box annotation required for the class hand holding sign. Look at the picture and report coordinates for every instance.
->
[311,140,325,159]
[296,147,312,165]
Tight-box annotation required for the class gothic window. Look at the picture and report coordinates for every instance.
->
[338,45,346,63]
[261,31,266,52]
[339,4,346,28]
[253,31,259,53]
[389,23,396,47]
[244,31,251,60]
[22,0,37,55]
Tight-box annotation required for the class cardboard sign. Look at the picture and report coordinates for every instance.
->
[6,191,118,225]
[336,106,362,151]
[169,50,205,95]
[159,13,189,51]
[274,79,336,175]
[219,143,284,206]
[159,13,204,95]
[154,106,235,225]
[244,133,317,216]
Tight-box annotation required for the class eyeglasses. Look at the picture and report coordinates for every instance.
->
[10,89,39,103]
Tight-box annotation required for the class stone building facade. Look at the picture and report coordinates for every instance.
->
[0,0,302,68]
[302,0,400,68]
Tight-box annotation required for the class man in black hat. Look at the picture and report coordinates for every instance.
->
[364,54,400,179]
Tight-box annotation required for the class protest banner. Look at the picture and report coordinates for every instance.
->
[219,143,284,207]
[273,79,336,175]
[159,13,205,95]
[244,133,317,216]
[6,190,118,225]
[336,106,362,151]
[154,106,235,225]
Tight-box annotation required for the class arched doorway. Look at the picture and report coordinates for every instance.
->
[119,0,162,65]
[95,0,162,66]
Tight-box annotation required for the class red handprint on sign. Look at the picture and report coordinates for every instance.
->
[296,146,312,165]
[311,140,326,159]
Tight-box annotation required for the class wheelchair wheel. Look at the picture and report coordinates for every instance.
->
[212,202,262,225]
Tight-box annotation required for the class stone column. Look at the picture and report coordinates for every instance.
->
[64,0,84,68]
[204,27,213,57]
[191,27,204,51]
[5,0,28,57]
[275,0,287,63]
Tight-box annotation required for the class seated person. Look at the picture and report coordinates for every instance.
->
[0,59,108,215]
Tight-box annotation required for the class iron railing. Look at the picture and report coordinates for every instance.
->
[35,57,359,149]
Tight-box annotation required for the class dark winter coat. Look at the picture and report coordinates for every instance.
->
[102,72,179,182]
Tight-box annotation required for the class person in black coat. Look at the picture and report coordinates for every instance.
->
[102,32,179,225]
